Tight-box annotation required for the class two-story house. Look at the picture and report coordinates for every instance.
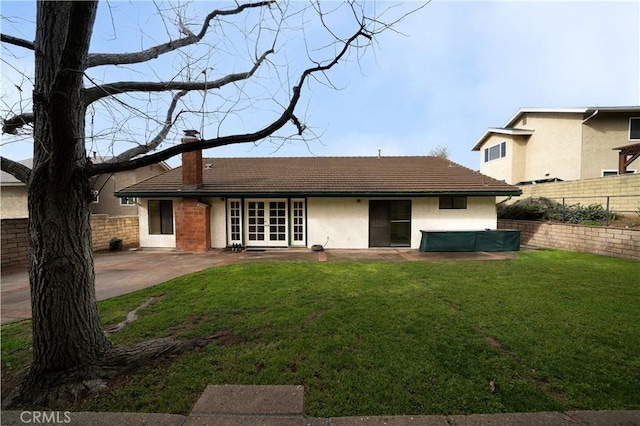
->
[472,107,640,185]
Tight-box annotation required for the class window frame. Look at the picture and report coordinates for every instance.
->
[602,169,637,177]
[630,117,640,141]
[484,141,507,163]
[120,196,137,206]
[438,196,468,210]
[148,200,174,235]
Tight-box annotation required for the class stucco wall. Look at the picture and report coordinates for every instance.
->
[308,197,498,249]
[209,198,226,248]
[581,112,640,178]
[307,198,370,248]
[137,196,500,250]
[1,185,28,219]
[138,198,177,248]
[519,113,583,182]
[91,164,167,216]
[478,134,513,184]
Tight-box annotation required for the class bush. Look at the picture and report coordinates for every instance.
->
[498,197,614,225]
[109,237,123,251]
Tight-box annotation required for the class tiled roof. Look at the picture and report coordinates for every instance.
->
[117,156,520,196]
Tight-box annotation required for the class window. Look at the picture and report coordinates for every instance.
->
[148,200,173,235]
[247,201,265,241]
[120,196,137,206]
[229,200,242,242]
[292,200,305,242]
[269,201,286,241]
[630,118,640,140]
[484,141,506,162]
[439,196,467,209]
[602,169,636,177]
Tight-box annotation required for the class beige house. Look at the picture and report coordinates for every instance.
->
[0,158,169,219]
[472,107,640,185]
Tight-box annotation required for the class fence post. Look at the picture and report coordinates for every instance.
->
[562,198,566,222]
[605,196,610,226]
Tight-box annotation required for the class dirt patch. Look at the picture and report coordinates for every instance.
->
[306,309,326,322]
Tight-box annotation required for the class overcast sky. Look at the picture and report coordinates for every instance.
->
[1,1,639,171]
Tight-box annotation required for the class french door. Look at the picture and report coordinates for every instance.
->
[246,200,288,247]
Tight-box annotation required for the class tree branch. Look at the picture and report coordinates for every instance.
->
[0,34,35,50]
[2,113,34,135]
[88,28,371,176]
[103,90,188,163]
[1,156,31,183]
[83,49,273,105]
[86,1,275,68]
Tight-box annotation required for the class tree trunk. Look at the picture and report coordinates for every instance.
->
[10,1,112,405]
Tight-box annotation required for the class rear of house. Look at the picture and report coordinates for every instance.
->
[117,147,520,251]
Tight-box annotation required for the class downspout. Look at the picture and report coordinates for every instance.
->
[580,110,598,179]
[582,109,598,124]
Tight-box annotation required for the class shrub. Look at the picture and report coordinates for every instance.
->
[109,237,123,251]
[498,197,614,225]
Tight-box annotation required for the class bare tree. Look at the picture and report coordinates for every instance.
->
[0,0,422,407]
[428,145,450,159]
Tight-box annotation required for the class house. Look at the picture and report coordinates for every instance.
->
[471,107,640,185]
[89,155,170,216]
[0,157,169,219]
[116,136,520,252]
[0,159,32,219]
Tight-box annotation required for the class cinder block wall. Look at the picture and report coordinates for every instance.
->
[1,218,30,267]
[1,215,140,268]
[90,214,140,251]
[498,219,640,260]
[513,173,640,215]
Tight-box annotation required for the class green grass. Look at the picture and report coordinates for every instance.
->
[2,250,639,417]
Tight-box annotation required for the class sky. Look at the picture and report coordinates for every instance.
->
[1,0,639,171]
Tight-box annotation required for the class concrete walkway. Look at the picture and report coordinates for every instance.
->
[1,248,516,325]
[2,385,639,425]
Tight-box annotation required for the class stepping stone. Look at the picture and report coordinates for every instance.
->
[188,385,304,425]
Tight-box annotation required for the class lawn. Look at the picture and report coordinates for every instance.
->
[2,249,639,417]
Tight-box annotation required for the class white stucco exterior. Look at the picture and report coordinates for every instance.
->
[137,195,499,250]
[307,197,496,249]
[138,198,177,248]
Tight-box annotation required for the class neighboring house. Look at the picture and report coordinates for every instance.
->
[0,157,169,219]
[116,144,520,252]
[89,155,170,215]
[472,107,640,185]
[0,159,32,219]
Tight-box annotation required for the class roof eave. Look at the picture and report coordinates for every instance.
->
[116,189,522,198]
[471,128,534,151]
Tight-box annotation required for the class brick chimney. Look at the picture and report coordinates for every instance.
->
[182,130,202,190]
